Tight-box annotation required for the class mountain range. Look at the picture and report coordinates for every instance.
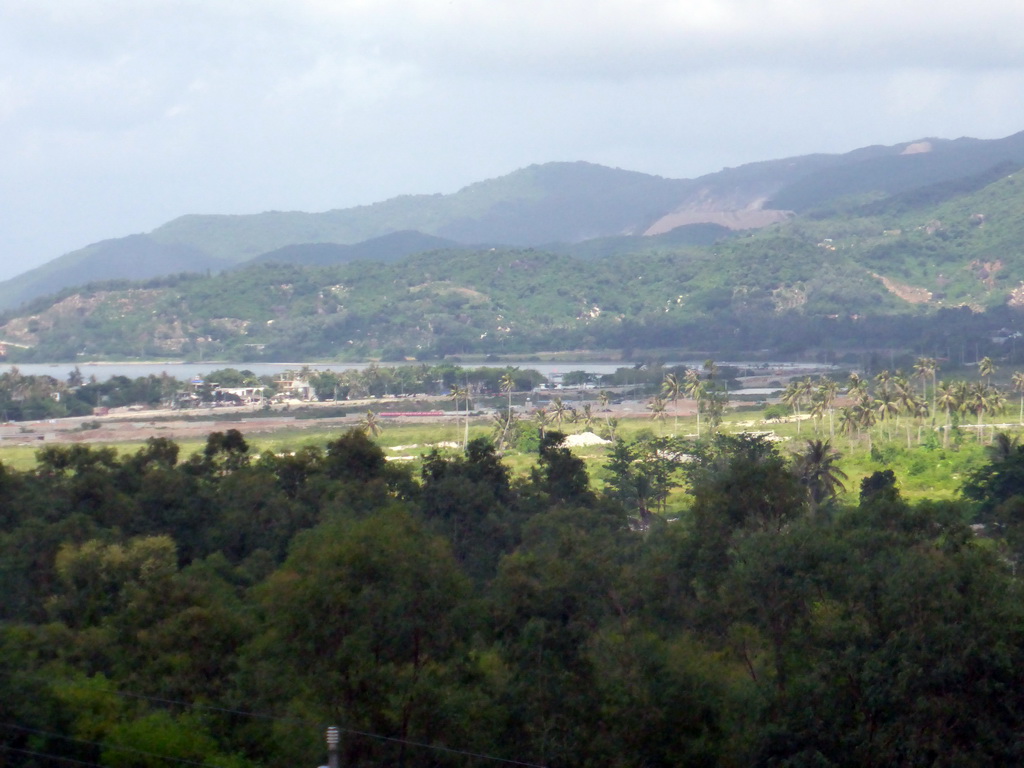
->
[6,130,1024,361]
[6,130,1024,309]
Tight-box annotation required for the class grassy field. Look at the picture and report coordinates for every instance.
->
[0,404,1004,512]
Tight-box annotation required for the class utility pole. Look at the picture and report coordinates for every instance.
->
[326,726,339,768]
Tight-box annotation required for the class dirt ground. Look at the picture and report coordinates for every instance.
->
[0,397,463,446]
[0,392,707,447]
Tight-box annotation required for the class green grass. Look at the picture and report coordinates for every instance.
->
[0,408,1009,507]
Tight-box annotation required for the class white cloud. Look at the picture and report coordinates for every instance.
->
[1,0,1024,279]
[287,0,1024,75]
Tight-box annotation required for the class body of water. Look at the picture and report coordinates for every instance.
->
[5,360,838,384]
[8,361,629,382]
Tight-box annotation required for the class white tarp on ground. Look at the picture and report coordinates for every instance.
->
[562,431,612,447]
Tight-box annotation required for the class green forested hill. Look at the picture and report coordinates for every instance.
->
[248,230,465,266]
[7,130,1024,313]
[7,153,1024,361]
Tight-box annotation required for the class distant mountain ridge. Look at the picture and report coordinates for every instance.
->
[9,145,1024,361]
[249,231,466,267]
[4,130,1024,311]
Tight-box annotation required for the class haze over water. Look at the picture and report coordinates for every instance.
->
[7,361,833,383]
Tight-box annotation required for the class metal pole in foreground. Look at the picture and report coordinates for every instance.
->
[326,726,340,768]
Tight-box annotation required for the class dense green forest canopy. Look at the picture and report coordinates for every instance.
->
[4,423,1024,767]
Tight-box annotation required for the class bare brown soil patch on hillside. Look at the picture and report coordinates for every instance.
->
[644,206,792,235]
[872,274,933,304]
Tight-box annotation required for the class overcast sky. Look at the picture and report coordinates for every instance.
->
[3,0,1024,281]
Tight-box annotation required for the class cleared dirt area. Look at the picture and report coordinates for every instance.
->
[0,398,469,446]
[0,393,707,447]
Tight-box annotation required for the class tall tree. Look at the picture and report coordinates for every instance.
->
[259,508,470,766]
[967,381,999,442]
[358,409,383,438]
[579,403,595,432]
[935,380,960,449]
[874,389,900,441]
[794,438,848,517]
[661,372,682,435]
[647,396,668,434]
[533,406,551,439]
[550,396,570,430]
[1012,370,1024,425]
[980,356,998,384]
[847,371,868,401]
[913,356,937,405]
[500,370,516,412]
[817,377,839,438]
[684,369,705,439]
[449,384,470,448]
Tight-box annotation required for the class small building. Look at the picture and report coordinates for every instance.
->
[273,375,316,401]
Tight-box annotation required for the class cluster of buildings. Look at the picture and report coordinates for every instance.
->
[174,374,317,408]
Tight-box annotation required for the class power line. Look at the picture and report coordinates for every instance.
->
[0,743,109,768]
[0,723,233,768]
[1,671,550,768]
[311,725,550,768]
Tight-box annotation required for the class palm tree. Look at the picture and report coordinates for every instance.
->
[987,431,1020,462]
[990,387,1008,444]
[912,397,930,446]
[781,381,802,434]
[798,376,815,409]
[892,375,917,435]
[819,378,835,438]
[500,371,516,412]
[809,391,827,435]
[837,406,858,444]
[550,396,570,430]
[914,356,938,416]
[684,369,705,439]
[979,356,997,384]
[495,373,518,450]
[817,377,839,438]
[1012,371,1024,424]
[449,385,470,448]
[703,387,728,433]
[567,407,581,430]
[448,384,465,411]
[794,439,848,518]
[579,403,595,432]
[662,372,682,435]
[874,389,900,441]
[847,371,867,398]
[491,408,518,451]
[647,396,668,434]
[533,407,551,439]
[966,382,996,442]
[358,410,383,438]
[935,380,959,449]
[854,394,877,451]
[874,369,893,395]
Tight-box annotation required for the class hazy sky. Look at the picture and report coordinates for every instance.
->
[3,0,1024,281]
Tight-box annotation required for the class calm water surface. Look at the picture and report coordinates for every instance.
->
[7,360,836,383]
